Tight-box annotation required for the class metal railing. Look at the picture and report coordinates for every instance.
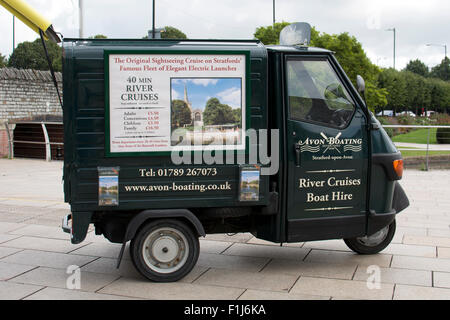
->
[383,125,450,171]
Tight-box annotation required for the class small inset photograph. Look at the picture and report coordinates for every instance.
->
[98,168,119,206]
[170,78,243,147]
[239,167,260,201]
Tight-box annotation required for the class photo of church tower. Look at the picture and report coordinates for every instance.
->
[170,77,243,147]
[184,84,203,127]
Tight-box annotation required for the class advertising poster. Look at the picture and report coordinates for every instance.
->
[106,53,248,155]
[239,166,260,202]
[98,167,120,206]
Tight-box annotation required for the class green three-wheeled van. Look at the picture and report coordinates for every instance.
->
[60,23,409,282]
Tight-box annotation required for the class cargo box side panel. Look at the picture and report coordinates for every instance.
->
[64,40,269,212]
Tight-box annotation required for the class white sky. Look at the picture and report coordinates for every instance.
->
[0,0,448,70]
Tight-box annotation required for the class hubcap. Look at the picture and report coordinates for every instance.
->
[356,225,390,247]
[142,227,189,274]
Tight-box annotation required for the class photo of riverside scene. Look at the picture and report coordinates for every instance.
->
[170,78,243,146]
[98,175,119,206]
[239,168,260,201]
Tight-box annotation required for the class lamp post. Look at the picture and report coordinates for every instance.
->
[152,0,156,39]
[386,28,396,69]
[273,0,275,26]
[426,43,447,59]
[427,43,448,81]
[79,0,83,38]
[12,15,15,52]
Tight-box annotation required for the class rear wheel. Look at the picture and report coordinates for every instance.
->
[130,219,200,282]
[344,220,396,255]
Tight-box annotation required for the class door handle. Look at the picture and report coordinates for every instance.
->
[294,143,301,167]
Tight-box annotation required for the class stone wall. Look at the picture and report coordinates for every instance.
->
[0,67,62,157]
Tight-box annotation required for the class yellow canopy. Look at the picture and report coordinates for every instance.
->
[0,0,60,42]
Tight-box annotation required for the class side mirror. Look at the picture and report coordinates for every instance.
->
[356,75,366,94]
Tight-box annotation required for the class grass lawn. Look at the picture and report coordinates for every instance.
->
[400,150,450,158]
[392,128,438,144]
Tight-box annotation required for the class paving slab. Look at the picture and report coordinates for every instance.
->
[261,259,357,280]
[196,252,269,272]
[69,242,131,260]
[433,272,450,289]
[24,287,136,300]
[1,236,87,253]
[304,249,392,267]
[199,239,233,254]
[403,235,450,247]
[9,266,120,292]
[80,257,144,279]
[394,284,450,300]
[99,277,245,300]
[8,225,68,240]
[0,234,21,244]
[0,222,27,233]
[1,249,98,269]
[438,247,450,259]
[222,243,310,261]
[391,255,450,272]
[195,268,298,292]
[353,265,432,287]
[0,281,43,300]
[380,243,436,258]
[80,256,208,284]
[0,261,36,280]
[427,229,450,238]
[0,247,22,259]
[290,277,394,300]
[246,237,304,247]
[238,289,330,300]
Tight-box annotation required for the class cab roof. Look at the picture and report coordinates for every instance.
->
[63,38,332,54]
[266,45,332,54]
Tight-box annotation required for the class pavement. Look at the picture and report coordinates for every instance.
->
[0,158,450,300]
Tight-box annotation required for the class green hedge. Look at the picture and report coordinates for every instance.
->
[436,128,450,144]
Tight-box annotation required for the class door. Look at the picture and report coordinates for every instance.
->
[284,56,369,242]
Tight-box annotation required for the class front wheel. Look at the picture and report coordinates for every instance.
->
[344,220,396,255]
[130,219,200,282]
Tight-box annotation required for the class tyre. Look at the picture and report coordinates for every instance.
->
[130,219,200,282]
[344,220,396,255]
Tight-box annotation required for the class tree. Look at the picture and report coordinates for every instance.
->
[161,26,187,39]
[171,100,192,128]
[89,34,107,39]
[254,22,291,45]
[232,108,242,126]
[8,38,62,72]
[0,53,7,68]
[404,59,429,77]
[378,69,408,115]
[365,81,388,113]
[203,98,235,125]
[430,57,450,81]
[144,26,187,39]
[428,78,450,113]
